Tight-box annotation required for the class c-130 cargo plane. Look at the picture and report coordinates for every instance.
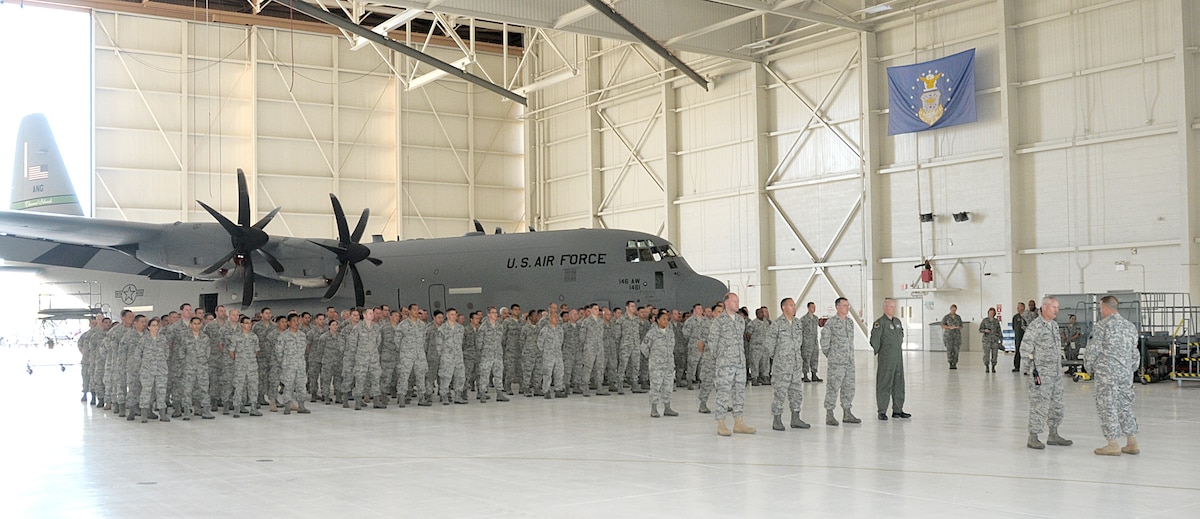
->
[0,114,727,313]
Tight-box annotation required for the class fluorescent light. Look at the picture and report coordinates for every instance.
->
[864,4,893,14]
[514,68,578,95]
[351,9,425,50]
[407,56,473,90]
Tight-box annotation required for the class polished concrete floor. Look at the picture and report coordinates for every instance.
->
[4,346,1199,518]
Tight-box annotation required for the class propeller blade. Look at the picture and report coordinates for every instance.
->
[350,263,365,308]
[257,248,285,273]
[252,207,281,230]
[329,195,351,245]
[351,208,370,243]
[197,200,241,237]
[473,219,485,233]
[310,240,346,256]
[365,257,383,266]
[241,256,255,307]
[324,261,348,300]
[236,169,252,228]
[200,250,238,275]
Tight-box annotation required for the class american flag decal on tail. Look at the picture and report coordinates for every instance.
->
[27,164,48,181]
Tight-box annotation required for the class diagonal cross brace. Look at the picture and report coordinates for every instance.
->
[582,0,709,91]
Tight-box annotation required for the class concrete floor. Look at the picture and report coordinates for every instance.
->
[4,346,1199,518]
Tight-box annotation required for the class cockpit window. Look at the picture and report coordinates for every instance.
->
[626,239,676,262]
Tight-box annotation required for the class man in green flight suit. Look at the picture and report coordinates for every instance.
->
[870,298,910,421]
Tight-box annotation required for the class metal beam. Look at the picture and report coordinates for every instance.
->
[287,0,527,105]
[708,0,869,32]
[581,0,709,91]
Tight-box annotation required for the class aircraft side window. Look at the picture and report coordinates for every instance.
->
[626,247,640,262]
[639,247,655,262]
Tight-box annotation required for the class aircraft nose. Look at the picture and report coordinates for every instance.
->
[677,274,728,309]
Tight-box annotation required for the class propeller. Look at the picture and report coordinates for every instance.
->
[312,194,382,307]
[196,168,283,307]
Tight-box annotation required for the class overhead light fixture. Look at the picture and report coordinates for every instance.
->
[407,56,473,91]
[514,68,579,95]
[919,213,934,223]
[953,211,970,222]
[864,4,894,15]
[351,9,425,50]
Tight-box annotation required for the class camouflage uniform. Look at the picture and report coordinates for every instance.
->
[766,316,805,416]
[520,321,541,395]
[638,317,652,387]
[138,332,170,413]
[1012,312,1027,371]
[979,316,1003,368]
[682,314,704,384]
[122,329,146,415]
[869,314,906,415]
[205,320,230,409]
[463,323,478,392]
[799,312,820,377]
[77,327,96,399]
[604,319,620,388]
[339,322,359,399]
[562,320,581,393]
[424,322,441,397]
[616,314,641,391]
[395,319,428,400]
[697,318,718,407]
[502,315,523,392]
[318,329,342,401]
[353,322,382,400]
[747,317,771,383]
[180,331,212,416]
[821,315,856,413]
[277,329,309,409]
[165,321,185,411]
[580,315,606,396]
[104,324,130,407]
[539,323,565,395]
[709,312,748,421]
[672,320,687,385]
[379,321,398,397]
[640,324,676,406]
[941,312,963,368]
[307,324,326,400]
[437,321,466,402]
[1084,313,1140,440]
[1025,315,1065,436]
[90,328,108,405]
[251,320,273,404]
[477,319,505,398]
[228,331,260,410]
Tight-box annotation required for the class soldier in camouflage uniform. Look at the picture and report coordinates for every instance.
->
[378,311,400,402]
[799,302,822,382]
[502,305,523,394]
[682,304,705,390]
[1012,302,1027,373]
[1085,295,1140,456]
[251,308,274,406]
[477,307,509,402]
[940,304,964,370]
[1024,296,1073,449]
[91,318,111,409]
[306,314,326,402]
[463,312,480,393]
[978,307,1003,372]
[747,308,772,385]
[104,310,133,416]
[77,318,98,404]
[539,311,565,398]
[228,316,262,417]
[319,319,343,404]
[205,307,233,414]
[423,311,443,405]
[641,310,678,417]
[604,308,620,391]
[278,314,311,415]
[765,298,810,431]
[520,312,542,397]
[340,313,360,406]
[709,293,755,436]
[138,318,170,422]
[165,307,188,417]
[697,304,720,414]
[821,298,860,426]
[180,316,215,420]
[562,310,582,394]
[395,305,429,407]
[580,304,608,397]
[437,309,468,404]
[353,309,383,409]
[870,299,909,421]
[616,301,642,394]
[123,315,148,421]
[672,310,687,387]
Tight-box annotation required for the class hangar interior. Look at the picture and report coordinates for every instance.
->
[2,0,1200,516]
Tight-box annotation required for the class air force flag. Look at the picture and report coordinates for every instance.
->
[887,49,977,135]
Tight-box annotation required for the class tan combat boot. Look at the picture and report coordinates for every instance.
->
[717,419,732,436]
[733,417,756,434]
[1094,440,1121,456]
[1122,436,1140,455]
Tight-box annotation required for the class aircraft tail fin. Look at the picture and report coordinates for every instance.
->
[10,114,83,216]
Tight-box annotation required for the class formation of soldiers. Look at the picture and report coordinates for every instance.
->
[72,294,860,435]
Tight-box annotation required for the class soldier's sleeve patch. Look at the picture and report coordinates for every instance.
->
[873,321,880,328]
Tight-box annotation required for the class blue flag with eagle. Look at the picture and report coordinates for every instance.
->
[887,48,977,135]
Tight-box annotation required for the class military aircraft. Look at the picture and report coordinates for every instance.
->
[0,114,727,314]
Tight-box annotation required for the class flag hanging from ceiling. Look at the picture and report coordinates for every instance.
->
[887,48,977,135]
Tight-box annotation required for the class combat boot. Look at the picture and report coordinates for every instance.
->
[140,407,150,423]
[717,419,732,437]
[298,402,310,414]
[686,381,695,390]
[201,409,215,419]
[126,406,136,421]
[751,378,761,387]
[843,410,861,424]
[283,405,291,415]
[249,404,262,417]
[544,392,552,399]
[159,407,171,422]
[118,403,127,418]
[237,405,247,415]
[663,404,678,417]
[222,401,231,415]
[454,394,468,404]
[733,417,756,434]
[418,394,433,406]
[826,410,839,426]
[762,376,771,385]
[145,407,159,420]
[1027,434,1045,449]
[96,397,104,408]
[182,405,192,421]
[1122,436,1140,455]
[354,397,363,410]
[1047,428,1073,446]
[172,402,182,418]
[651,404,660,418]
[1095,440,1121,456]
[810,374,822,382]
[698,401,711,414]
[772,414,785,431]
[103,402,112,411]
[791,411,811,429]
[802,376,811,383]
[496,391,509,402]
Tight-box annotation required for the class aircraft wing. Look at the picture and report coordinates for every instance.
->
[0,210,162,247]
[0,233,190,280]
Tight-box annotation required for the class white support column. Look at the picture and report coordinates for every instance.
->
[179,20,189,221]
[249,25,259,221]
[1176,0,1200,298]
[997,0,1021,311]
[586,37,604,230]
[752,63,775,311]
[661,58,680,244]
[395,48,405,239]
[860,29,884,331]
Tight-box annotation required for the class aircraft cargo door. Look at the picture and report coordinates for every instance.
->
[429,284,446,313]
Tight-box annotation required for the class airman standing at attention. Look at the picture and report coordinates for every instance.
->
[306,313,326,402]
[477,307,509,402]
[979,307,1003,373]
[604,307,621,392]
[181,316,215,420]
[799,302,821,382]
[228,316,262,417]
[580,304,608,397]
[539,311,566,399]
[822,298,859,426]
[423,310,443,406]
[251,307,273,406]
[672,310,687,388]
[437,308,468,405]
[616,301,642,394]
[747,307,772,386]
[870,298,910,421]
[641,309,678,418]
[765,298,810,431]
[562,309,582,395]
[941,304,964,370]
[138,318,170,423]
[340,311,360,407]
[122,314,148,421]
[709,293,754,436]
[377,311,399,404]
[682,304,705,390]
[520,312,541,397]
[319,319,342,404]
[91,318,111,409]
[105,310,133,416]
[463,311,481,394]
[502,304,523,395]
[278,314,311,415]
[697,303,721,414]
[353,308,384,409]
